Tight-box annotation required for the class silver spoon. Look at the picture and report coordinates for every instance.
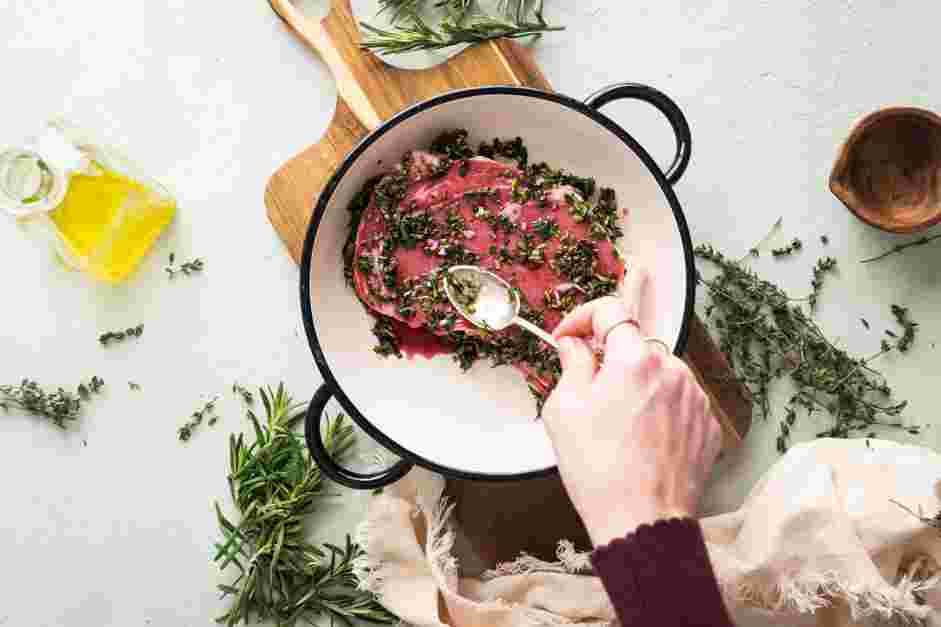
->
[443,265,559,350]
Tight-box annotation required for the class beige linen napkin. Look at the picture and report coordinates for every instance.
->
[356,439,941,627]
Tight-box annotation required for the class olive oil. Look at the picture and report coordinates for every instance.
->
[47,162,175,282]
[0,121,175,282]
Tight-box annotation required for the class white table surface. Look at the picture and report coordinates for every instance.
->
[2,1,940,625]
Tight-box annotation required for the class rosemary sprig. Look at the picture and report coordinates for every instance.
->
[213,384,395,627]
[178,396,220,442]
[860,233,941,264]
[1,377,103,428]
[696,244,917,453]
[361,0,563,55]
[99,324,144,346]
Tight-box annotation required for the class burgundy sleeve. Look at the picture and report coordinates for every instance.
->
[591,517,734,627]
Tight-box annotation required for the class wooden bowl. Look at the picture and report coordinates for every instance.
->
[830,107,941,233]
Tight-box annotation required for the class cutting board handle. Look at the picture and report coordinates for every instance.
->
[269,0,384,130]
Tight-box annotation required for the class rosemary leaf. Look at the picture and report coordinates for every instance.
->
[361,0,563,55]
[213,384,395,627]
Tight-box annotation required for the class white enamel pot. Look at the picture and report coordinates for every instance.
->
[300,83,695,489]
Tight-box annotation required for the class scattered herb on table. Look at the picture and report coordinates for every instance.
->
[821,235,829,245]
[771,237,803,258]
[808,256,838,311]
[890,304,918,353]
[99,324,144,346]
[861,318,870,330]
[166,254,205,279]
[213,384,395,627]
[178,395,220,442]
[360,0,563,55]
[1,377,103,428]
[231,382,254,406]
[860,233,941,264]
[77,376,105,400]
[695,244,917,454]
[744,217,783,259]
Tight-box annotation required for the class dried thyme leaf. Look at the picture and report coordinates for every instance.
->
[695,244,916,453]
[99,324,144,346]
[771,238,803,258]
[166,256,205,279]
[178,396,220,442]
[1,377,102,428]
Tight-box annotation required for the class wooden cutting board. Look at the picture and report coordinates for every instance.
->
[263,0,751,447]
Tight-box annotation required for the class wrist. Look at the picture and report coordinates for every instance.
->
[585,506,691,547]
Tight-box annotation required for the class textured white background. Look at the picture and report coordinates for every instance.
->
[1,1,940,625]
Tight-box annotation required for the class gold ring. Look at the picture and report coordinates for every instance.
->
[602,318,640,345]
[643,337,671,353]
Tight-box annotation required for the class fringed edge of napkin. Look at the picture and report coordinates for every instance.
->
[720,568,939,623]
[481,540,593,580]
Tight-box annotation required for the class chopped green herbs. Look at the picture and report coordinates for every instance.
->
[371,317,403,358]
[695,244,916,453]
[1,377,103,428]
[213,384,394,627]
[99,324,144,346]
[447,271,482,315]
[531,216,560,240]
[178,396,220,442]
[128,381,142,391]
[821,235,829,245]
[478,136,528,168]
[430,129,474,160]
[532,164,596,198]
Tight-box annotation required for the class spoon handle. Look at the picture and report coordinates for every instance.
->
[513,317,559,350]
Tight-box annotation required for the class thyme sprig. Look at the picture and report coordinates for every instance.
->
[860,233,941,264]
[1,377,103,428]
[99,324,144,346]
[361,0,563,55]
[178,395,221,442]
[166,253,205,279]
[695,244,917,453]
[213,384,395,627]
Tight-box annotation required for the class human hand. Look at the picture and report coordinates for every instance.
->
[541,269,722,547]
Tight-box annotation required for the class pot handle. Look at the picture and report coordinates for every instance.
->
[305,384,414,489]
[584,83,692,185]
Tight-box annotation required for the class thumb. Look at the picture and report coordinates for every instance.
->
[557,336,597,388]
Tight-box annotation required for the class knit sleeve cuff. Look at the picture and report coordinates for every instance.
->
[591,518,733,627]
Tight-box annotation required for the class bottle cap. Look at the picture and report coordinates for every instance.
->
[0,124,88,217]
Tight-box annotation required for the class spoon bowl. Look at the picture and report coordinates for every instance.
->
[444,265,558,349]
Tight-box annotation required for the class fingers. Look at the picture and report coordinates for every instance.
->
[552,296,627,341]
[622,266,649,322]
[557,336,597,388]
